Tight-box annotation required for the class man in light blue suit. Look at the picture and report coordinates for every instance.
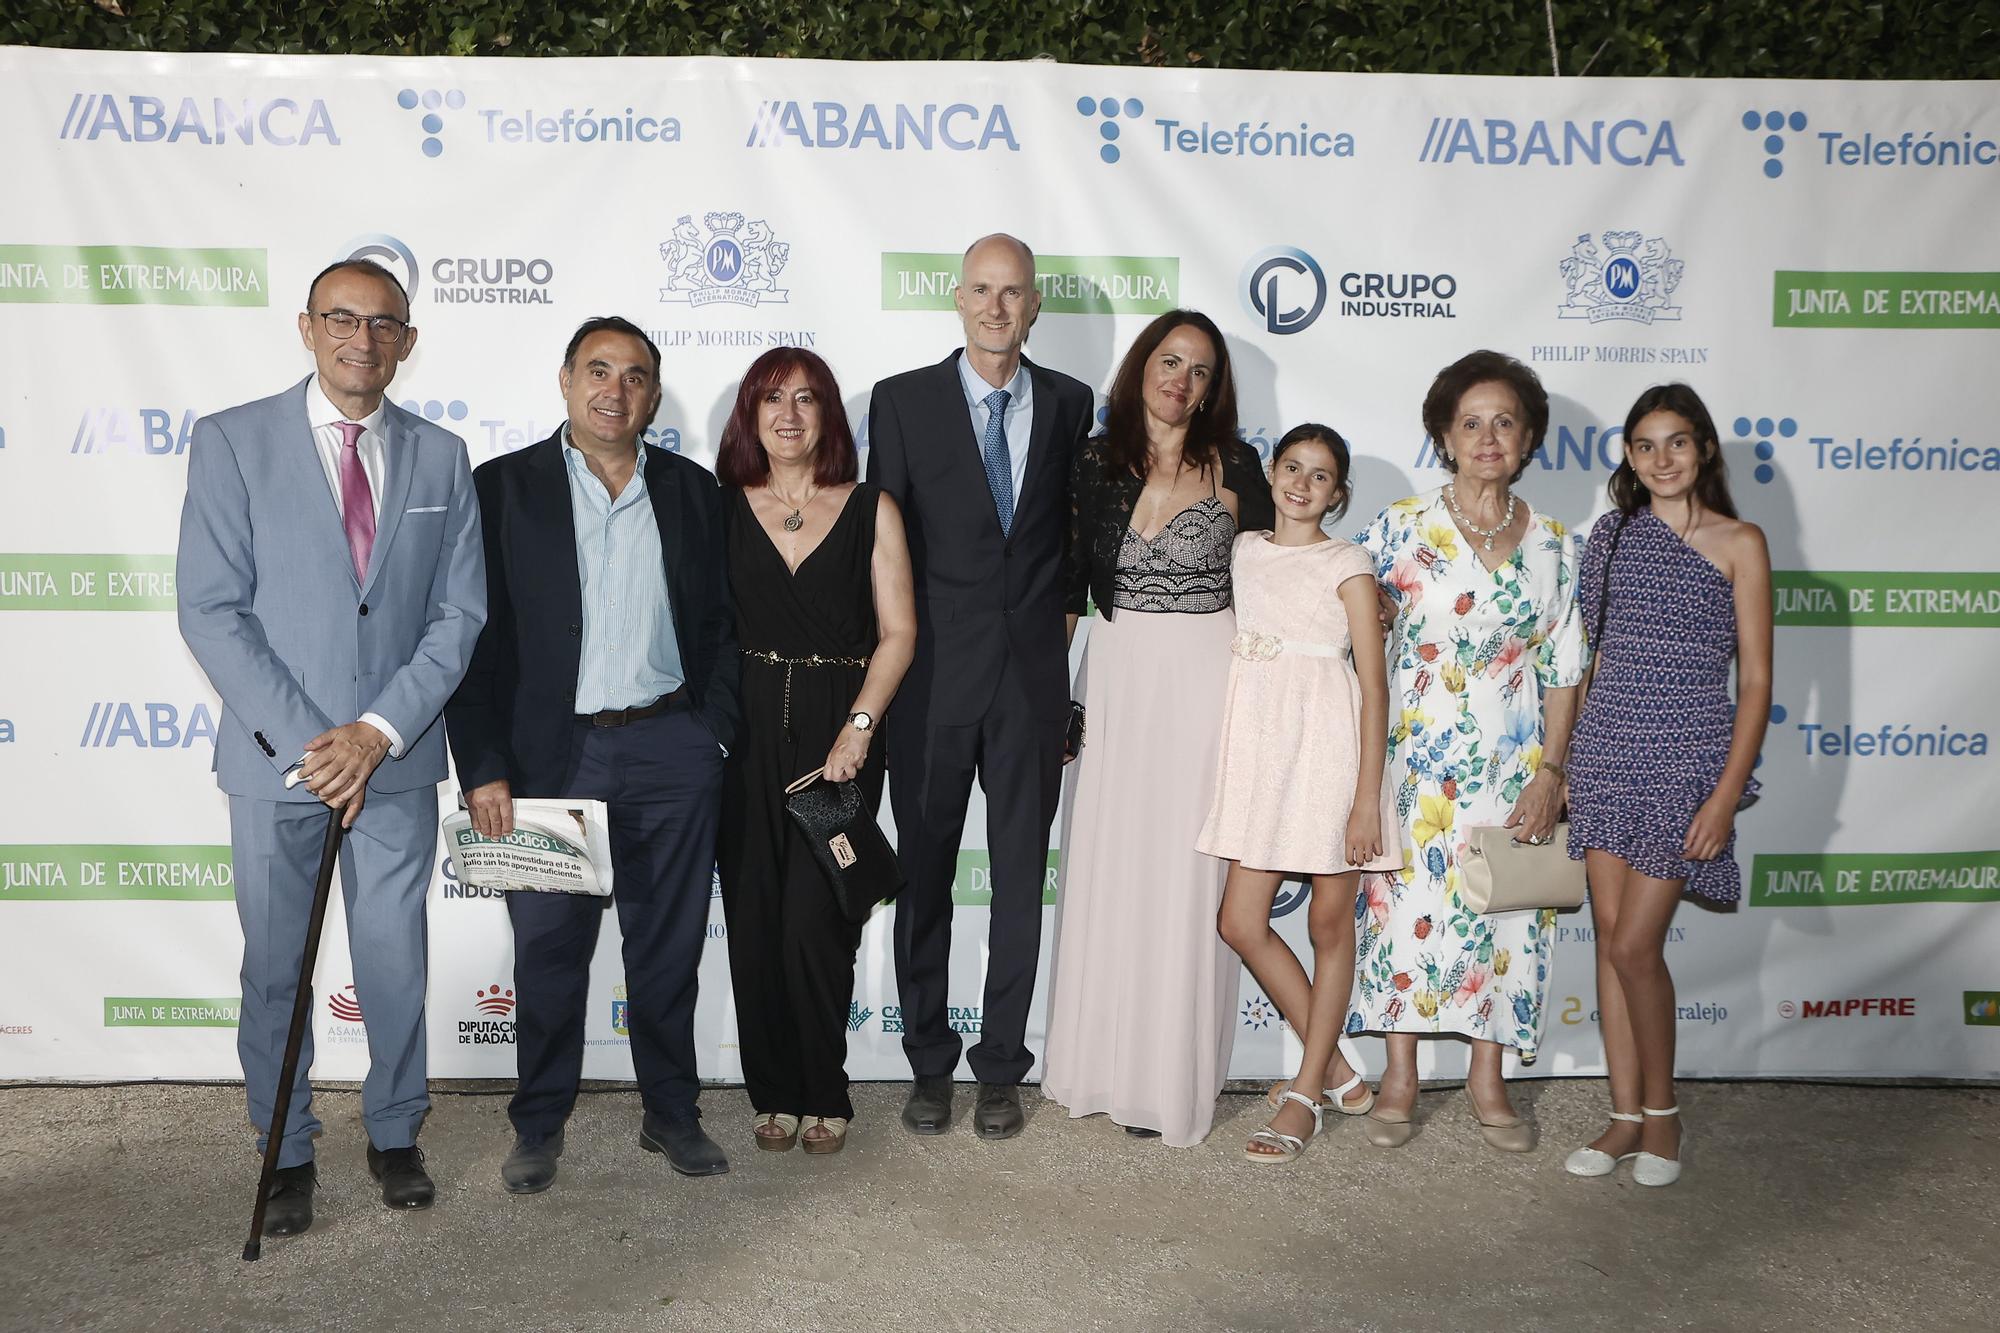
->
[177,258,486,1239]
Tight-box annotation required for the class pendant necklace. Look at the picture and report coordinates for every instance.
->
[1447,483,1517,552]
[772,484,818,533]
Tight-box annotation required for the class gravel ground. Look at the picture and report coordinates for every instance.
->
[0,1079,1992,1332]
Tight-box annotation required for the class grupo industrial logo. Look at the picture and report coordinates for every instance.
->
[78,701,216,750]
[1241,247,1326,335]
[57,92,340,146]
[71,407,195,457]
[1417,116,1683,167]
[1744,107,1998,179]
[746,99,1017,151]
[660,213,791,308]
[396,87,681,156]
[1558,231,1683,325]
[341,235,554,307]
[1776,997,1916,1019]
[1073,93,1355,165]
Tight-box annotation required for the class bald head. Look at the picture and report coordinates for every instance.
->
[962,232,1036,276]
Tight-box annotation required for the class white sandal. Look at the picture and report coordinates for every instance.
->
[1633,1106,1683,1187]
[1265,1038,1376,1116]
[1244,1090,1323,1164]
[1564,1110,1643,1177]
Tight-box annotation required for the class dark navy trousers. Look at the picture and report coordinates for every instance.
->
[506,706,722,1139]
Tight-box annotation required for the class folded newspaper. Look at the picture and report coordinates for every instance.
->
[441,799,615,897]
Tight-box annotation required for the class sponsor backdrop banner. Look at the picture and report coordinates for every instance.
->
[2,49,1996,1086]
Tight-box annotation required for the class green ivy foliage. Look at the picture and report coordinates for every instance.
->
[5,1,1997,77]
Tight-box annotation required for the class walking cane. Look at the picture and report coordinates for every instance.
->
[242,809,345,1261]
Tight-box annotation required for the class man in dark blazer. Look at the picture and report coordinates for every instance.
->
[865,235,1094,1139]
[447,316,739,1189]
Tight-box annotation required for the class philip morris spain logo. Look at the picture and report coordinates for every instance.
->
[880,253,1177,316]
[1751,851,2000,907]
[1,846,232,901]
[1559,231,1683,324]
[0,245,266,306]
[58,92,339,147]
[660,213,790,308]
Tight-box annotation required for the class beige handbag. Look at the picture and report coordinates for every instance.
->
[1458,824,1588,913]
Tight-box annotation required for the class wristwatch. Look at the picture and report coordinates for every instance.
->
[847,710,874,732]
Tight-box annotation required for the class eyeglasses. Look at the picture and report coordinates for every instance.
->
[311,309,410,341]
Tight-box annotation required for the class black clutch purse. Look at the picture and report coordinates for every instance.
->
[782,769,903,924]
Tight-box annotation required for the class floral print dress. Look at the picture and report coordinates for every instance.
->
[1346,488,1589,1059]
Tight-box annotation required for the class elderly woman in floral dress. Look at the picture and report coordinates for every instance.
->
[1347,350,1588,1153]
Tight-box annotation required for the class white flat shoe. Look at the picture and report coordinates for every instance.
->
[1265,1037,1375,1115]
[1565,1110,1643,1177]
[1633,1105,1683,1187]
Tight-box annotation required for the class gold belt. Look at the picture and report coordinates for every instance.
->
[742,649,870,739]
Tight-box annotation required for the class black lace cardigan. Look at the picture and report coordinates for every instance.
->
[1064,432,1275,620]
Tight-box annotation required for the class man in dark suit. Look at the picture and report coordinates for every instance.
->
[447,316,739,1190]
[865,235,1093,1140]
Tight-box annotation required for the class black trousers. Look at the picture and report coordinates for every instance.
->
[721,816,866,1120]
[889,654,1066,1085]
[507,708,722,1139]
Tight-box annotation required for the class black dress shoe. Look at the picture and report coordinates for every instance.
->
[1122,1125,1163,1139]
[900,1075,954,1135]
[973,1083,1024,1140]
[262,1162,317,1237]
[366,1144,436,1209]
[639,1116,731,1177]
[501,1130,564,1195]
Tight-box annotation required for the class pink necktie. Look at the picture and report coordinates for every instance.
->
[335,420,376,582]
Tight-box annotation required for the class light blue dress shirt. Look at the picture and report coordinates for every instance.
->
[956,353,1033,504]
[562,427,684,712]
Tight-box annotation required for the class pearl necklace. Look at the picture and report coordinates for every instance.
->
[1446,483,1517,552]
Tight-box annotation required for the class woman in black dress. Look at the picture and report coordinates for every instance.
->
[715,348,915,1155]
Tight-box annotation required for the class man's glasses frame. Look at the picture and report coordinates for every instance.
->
[310,309,411,342]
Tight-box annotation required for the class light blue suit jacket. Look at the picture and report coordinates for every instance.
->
[177,376,487,801]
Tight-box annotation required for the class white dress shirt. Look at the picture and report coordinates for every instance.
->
[291,376,405,761]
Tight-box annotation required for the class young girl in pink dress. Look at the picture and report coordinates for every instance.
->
[1201,424,1402,1164]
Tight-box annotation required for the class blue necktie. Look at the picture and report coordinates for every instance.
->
[980,388,1014,535]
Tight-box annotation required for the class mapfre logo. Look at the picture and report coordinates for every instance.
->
[78,701,216,749]
[71,408,195,457]
[1777,996,1916,1019]
[746,100,1018,151]
[58,93,340,146]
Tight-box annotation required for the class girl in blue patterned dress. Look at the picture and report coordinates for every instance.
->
[1562,383,1772,1188]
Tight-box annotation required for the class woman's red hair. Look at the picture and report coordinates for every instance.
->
[715,347,856,488]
